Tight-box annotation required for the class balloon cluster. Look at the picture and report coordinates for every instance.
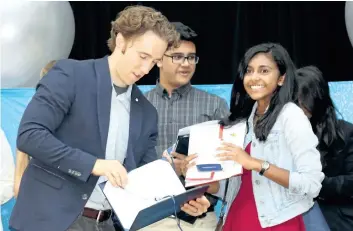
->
[346,2,353,49]
[1,1,75,88]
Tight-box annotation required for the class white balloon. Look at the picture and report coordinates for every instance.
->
[1,1,75,88]
[346,1,353,48]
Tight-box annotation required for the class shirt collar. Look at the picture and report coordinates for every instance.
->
[125,85,133,101]
[155,79,192,97]
[248,102,269,125]
[111,81,132,102]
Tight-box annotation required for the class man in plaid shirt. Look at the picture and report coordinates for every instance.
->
[144,22,229,230]
[145,22,229,167]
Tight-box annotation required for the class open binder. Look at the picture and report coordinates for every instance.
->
[98,160,209,231]
[99,182,208,230]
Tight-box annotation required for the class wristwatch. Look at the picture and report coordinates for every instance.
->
[259,161,270,176]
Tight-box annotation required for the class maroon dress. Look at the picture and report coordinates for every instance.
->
[222,142,306,231]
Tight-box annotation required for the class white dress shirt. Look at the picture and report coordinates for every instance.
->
[0,128,15,231]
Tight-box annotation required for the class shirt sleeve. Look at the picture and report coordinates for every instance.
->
[0,129,15,205]
[282,103,325,198]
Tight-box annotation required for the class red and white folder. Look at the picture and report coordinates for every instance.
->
[184,121,247,188]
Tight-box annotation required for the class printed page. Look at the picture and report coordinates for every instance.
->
[177,120,220,137]
[103,160,185,230]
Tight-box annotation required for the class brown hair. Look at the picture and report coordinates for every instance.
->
[107,5,180,52]
[40,60,57,78]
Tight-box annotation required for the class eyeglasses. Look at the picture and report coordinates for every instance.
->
[164,54,199,65]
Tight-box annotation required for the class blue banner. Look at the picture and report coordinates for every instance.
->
[1,82,352,230]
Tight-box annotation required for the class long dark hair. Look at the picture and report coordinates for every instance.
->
[221,43,297,141]
[295,66,345,165]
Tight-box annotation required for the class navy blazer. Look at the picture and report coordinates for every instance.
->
[10,57,158,231]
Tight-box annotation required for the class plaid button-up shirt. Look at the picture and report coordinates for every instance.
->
[145,81,230,156]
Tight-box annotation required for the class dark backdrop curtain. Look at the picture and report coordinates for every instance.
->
[69,1,353,84]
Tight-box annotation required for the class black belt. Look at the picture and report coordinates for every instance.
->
[82,208,112,222]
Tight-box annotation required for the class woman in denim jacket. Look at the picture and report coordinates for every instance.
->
[217,43,324,230]
[181,43,324,231]
[296,66,353,231]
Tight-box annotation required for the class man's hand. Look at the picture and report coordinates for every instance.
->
[92,159,128,188]
[162,151,187,176]
[181,195,210,217]
[180,153,198,177]
[171,152,186,176]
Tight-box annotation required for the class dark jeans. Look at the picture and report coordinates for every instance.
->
[303,201,331,231]
[67,215,116,231]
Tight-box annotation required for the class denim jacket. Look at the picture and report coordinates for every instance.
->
[220,102,324,228]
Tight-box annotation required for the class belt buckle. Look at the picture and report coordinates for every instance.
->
[96,210,102,224]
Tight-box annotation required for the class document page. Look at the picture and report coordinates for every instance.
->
[103,160,185,230]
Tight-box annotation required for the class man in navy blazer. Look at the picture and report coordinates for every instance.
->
[9,5,210,231]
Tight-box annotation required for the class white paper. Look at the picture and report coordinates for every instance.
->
[177,120,220,137]
[185,121,247,187]
[103,160,186,230]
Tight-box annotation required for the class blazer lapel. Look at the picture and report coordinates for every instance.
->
[94,56,112,155]
[125,85,143,170]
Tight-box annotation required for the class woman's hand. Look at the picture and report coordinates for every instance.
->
[216,142,258,170]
